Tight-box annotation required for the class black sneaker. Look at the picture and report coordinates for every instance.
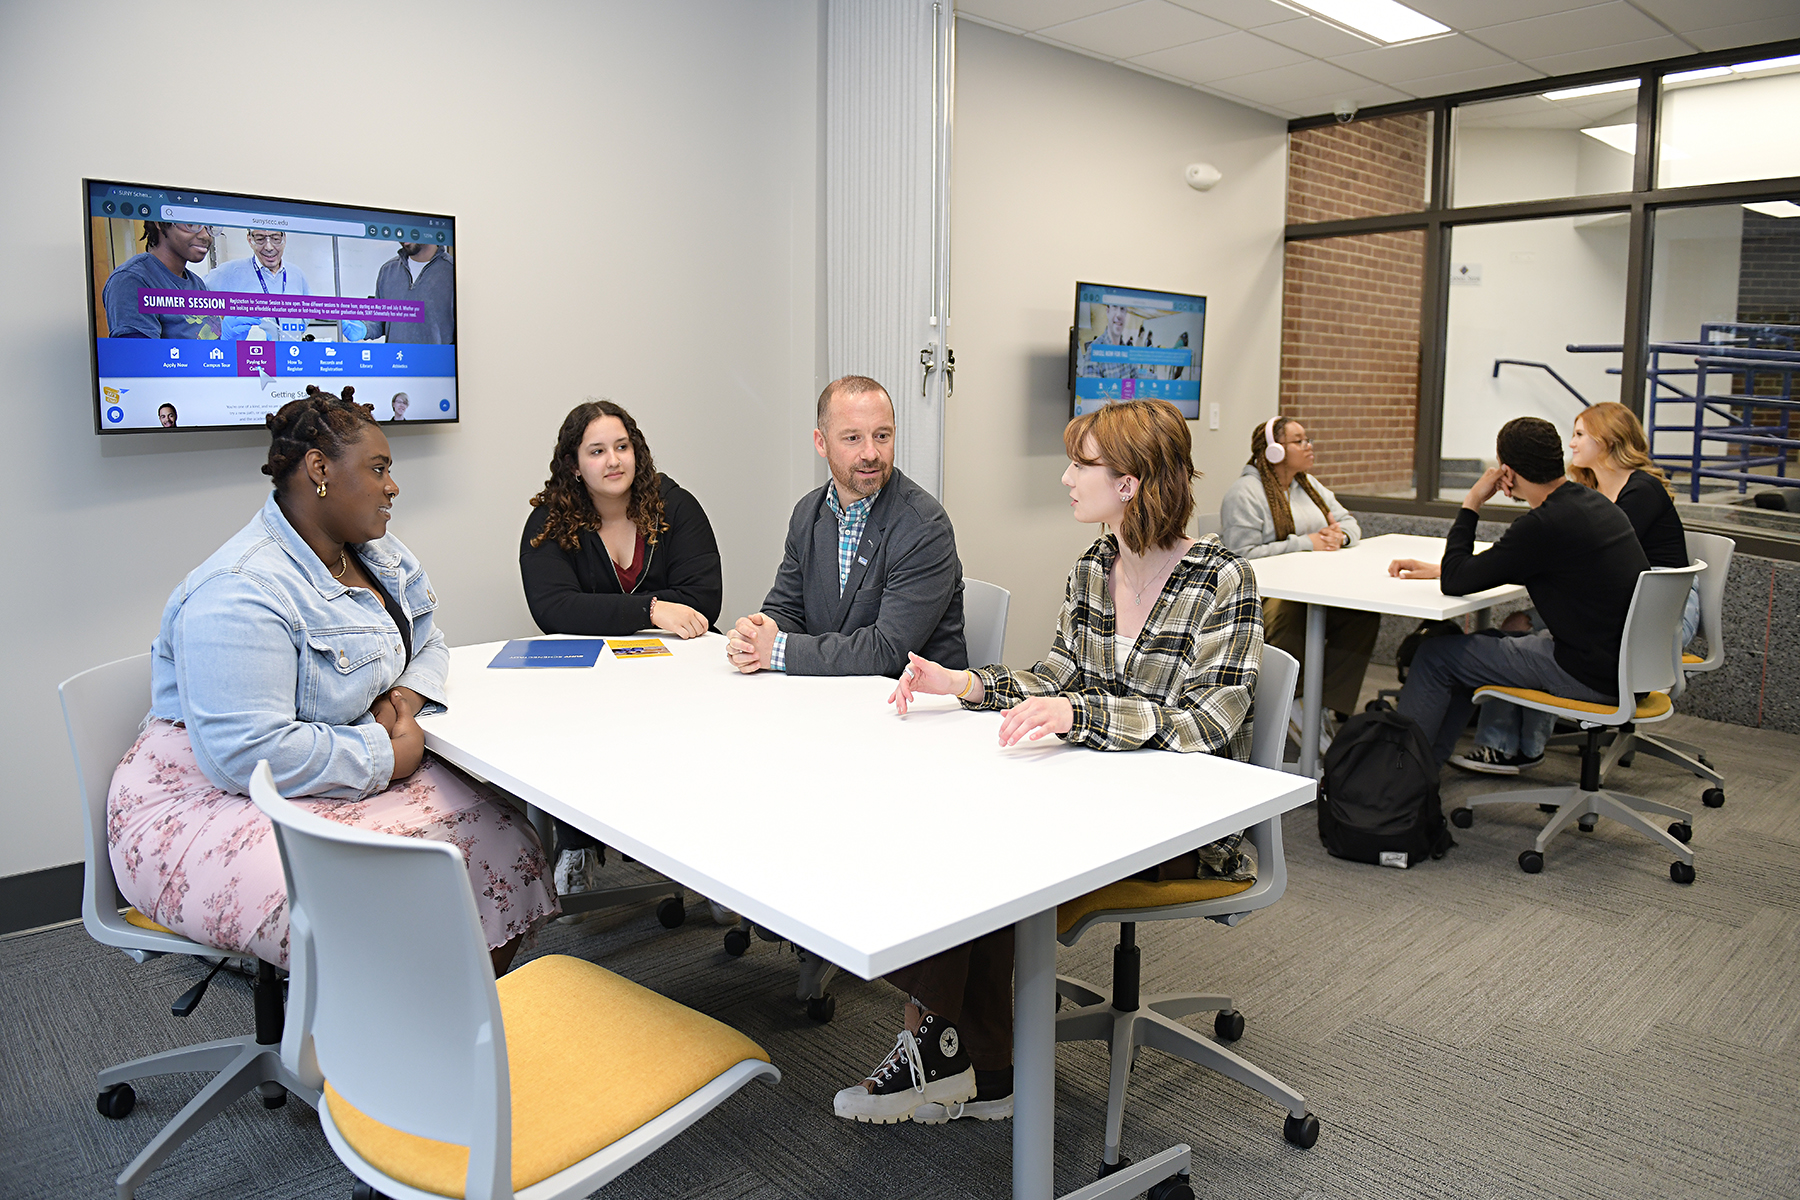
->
[914,1066,1013,1123]
[1449,745,1544,775]
[832,1012,975,1124]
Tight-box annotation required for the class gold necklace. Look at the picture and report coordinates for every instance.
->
[330,550,348,579]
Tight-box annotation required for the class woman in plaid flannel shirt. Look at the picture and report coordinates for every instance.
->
[831,400,1266,1128]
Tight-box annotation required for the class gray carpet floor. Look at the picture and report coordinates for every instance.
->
[6,666,1799,1200]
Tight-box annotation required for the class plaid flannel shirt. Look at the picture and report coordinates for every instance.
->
[966,535,1263,758]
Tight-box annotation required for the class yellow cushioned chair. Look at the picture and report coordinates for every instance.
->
[1053,646,1318,1186]
[1453,564,1704,882]
[249,761,778,1200]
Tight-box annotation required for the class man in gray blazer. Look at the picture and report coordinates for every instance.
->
[727,375,966,677]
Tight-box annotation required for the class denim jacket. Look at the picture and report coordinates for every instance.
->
[150,493,450,799]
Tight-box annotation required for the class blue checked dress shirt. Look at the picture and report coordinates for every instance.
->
[770,482,879,671]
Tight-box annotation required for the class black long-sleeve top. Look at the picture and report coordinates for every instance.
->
[1441,482,1649,695]
[519,474,722,636]
[1613,471,1688,568]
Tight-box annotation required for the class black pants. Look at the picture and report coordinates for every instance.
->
[885,926,1014,1071]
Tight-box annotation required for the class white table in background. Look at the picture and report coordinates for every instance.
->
[418,634,1315,1200]
[1248,533,1529,778]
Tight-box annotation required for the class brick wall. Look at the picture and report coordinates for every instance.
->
[1738,211,1800,325]
[1281,114,1432,496]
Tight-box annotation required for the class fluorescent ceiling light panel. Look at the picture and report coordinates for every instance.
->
[1579,123,1638,154]
[1287,0,1447,45]
[1542,79,1638,101]
[1664,66,1731,83]
[1732,54,1800,73]
[1744,201,1800,218]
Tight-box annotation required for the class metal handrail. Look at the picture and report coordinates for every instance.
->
[1492,359,1590,407]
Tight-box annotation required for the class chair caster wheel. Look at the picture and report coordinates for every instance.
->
[96,1083,135,1120]
[806,993,837,1023]
[1538,804,1560,814]
[1619,752,1635,768]
[1577,815,1597,833]
[1364,699,1392,713]
[1148,1176,1195,1200]
[1668,822,1692,843]
[1702,788,1725,808]
[1519,850,1544,874]
[1671,861,1696,885]
[1097,1156,1132,1179]
[723,928,750,957]
[1214,1009,1245,1041]
[1698,753,1713,768]
[1451,807,1473,829]
[655,897,686,929]
[261,1086,288,1109]
[352,1183,393,1200]
[1284,1112,1320,1148]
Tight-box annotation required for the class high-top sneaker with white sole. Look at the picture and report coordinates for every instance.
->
[913,1066,1014,1123]
[832,1012,975,1123]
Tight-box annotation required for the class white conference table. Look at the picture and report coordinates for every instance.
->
[419,633,1315,1200]
[1249,533,1528,778]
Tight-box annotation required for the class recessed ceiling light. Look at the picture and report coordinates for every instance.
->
[1288,0,1449,46]
[1542,79,1639,101]
[1731,53,1800,73]
[1579,123,1639,154]
[1744,201,1800,218]
[1664,66,1732,84]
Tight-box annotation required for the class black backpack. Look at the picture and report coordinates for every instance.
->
[1318,709,1453,869]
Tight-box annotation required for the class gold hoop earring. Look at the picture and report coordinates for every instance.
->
[316,480,328,498]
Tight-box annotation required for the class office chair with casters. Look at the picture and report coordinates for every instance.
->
[720,581,1014,1023]
[60,653,319,1200]
[1053,646,1316,1193]
[1451,564,1704,882]
[249,761,780,1200]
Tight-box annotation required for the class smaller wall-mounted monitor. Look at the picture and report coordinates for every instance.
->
[84,179,457,433]
[1069,282,1205,420]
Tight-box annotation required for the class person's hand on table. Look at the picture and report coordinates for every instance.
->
[1463,465,1511,512]
[889,651,982,714]
[650,598,709,639]
[997,696,1074,747]
[1388,558,1441,580]
[1309,521,1347,551]
[726,612,776,673]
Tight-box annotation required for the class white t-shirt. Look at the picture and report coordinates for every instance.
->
[406,254,431,284]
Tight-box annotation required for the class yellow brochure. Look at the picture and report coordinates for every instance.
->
[607,638,672,659]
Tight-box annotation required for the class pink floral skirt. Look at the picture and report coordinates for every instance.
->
[107,719,560,968]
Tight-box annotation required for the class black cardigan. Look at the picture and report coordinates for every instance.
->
[1614,471,1688,568]
[519,474,722,635]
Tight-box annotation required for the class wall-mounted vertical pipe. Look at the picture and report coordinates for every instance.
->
[927,1,955,499]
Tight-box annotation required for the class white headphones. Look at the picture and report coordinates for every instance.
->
[1263,417,1285,464]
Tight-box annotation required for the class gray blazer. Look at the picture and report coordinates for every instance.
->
[761,467,967,677]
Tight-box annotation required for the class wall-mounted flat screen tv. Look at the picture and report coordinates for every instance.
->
[1069,282,1205,420]
[84,179,457,433]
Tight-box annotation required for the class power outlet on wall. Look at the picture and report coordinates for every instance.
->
[1208,402,1220,430]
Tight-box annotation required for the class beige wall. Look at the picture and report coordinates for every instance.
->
[945,22,1288,666]
[0,0,823,879]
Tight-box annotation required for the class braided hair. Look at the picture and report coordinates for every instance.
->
[1248,417,1332,541]
[262,385,378,490]
[528,400,667,552]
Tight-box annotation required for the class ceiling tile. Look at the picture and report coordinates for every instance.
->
[1522,33,1696,76]
[1630,0,1800,34]
[1471,2,1680,59]
[1406,0,1613,26]
[1254,17,1380,58]
[1283,83,1416,117]
[1403,61,1547,97]
[1207,58,1377,105]
[1165,0,1301,29]
[1038,1,1232,60]
[1329,33,1511,85]
[1130,29,1311,83]
[1683,13,1800,52]
[956,0,1134,33]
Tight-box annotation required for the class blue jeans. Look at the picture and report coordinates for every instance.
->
[1472,583,1699,759]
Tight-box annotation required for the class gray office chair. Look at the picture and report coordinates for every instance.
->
[720,579,1014,1021]
[1601,531,1734,805]
[59,654,318,1200]
[1054,646,1317,1192]
[1194,511,1222,541]
[1452,564,1704,881]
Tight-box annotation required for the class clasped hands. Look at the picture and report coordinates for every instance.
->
[369,685,425,778]
[725,612,777,673]
[887,651,1073,748]
[1309,520,1348,552]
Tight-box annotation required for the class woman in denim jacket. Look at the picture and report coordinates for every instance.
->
[107,386,557,973]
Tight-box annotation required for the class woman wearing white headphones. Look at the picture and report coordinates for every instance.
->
[1219,415,1378,723]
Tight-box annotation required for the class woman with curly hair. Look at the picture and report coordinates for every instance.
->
[107,385,557,976]
[520,399,721,640]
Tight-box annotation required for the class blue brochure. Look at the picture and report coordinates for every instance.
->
[488,639,608,669]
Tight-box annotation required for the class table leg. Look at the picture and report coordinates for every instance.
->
[1014,908,1056,1200]
[1299,602,1327,779]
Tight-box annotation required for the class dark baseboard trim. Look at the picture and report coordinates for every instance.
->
[1,863,86,937]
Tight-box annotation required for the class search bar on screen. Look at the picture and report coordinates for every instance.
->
[160,205,369,238]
